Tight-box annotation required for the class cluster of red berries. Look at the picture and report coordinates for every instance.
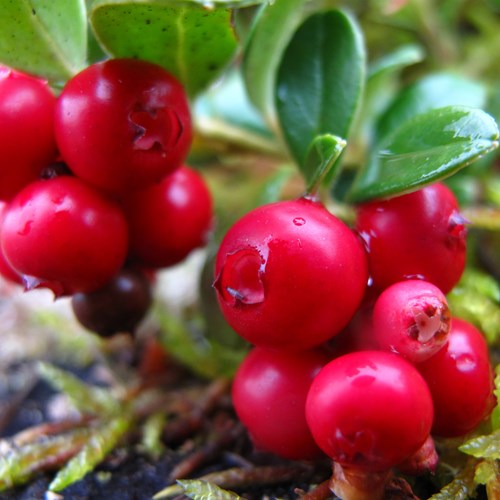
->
[0,59,213,337]
[214,183,495,491]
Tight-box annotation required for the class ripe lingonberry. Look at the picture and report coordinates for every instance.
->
[372,280,450,363]
[71,267,153,337]
[0,176,128,296]
[0,202,22,285]
[417,318,495,437]
[55,58,192,195]
[0,65,57,200]
[306,350,433,472]
[121,165,213,269]
[214,197,368,350]
[232,346,328,460]
[355,183,467,294]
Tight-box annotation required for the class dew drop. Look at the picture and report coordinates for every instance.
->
[293,217,306,226]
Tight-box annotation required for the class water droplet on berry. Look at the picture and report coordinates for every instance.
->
[293,217,306,226]
[18,220,33,236]
[455,353,476,372]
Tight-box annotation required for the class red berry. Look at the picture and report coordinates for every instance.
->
[55,58,192,195]
[121,165,213,269]
[306,350,434,472]
[0,176,128,296]
[71,267,153,337]
[214,198,368,350]
[417,318,495,437]
[0,65,57,200]
[355,183,467,294]
[0,202,22,285]
[232,346,328,460]
[372,280,450,363]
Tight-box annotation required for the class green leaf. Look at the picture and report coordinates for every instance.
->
[474,459,497,485]
[349,106,499,202]
[177,479,243,500]
[275,9,365,173]
[242,0,307,126]
[49,416,132,492]
[37,362,120,416]
[491,366,500,430]
[0,0,87,85]
[368,44,424,79]
[459,430,500,459]
[304,134,346,194]
[156,306,247,379]
[376,72,488,144]
[446,269,500,346]
[90,0,238,96]
[429,459,477,500]
[0,428,90,491]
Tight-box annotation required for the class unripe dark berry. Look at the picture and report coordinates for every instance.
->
[0,176,128,296]
[55,58,192,196]
[306,350,434,472]
[0,65,57,200]
[121,165,213,269]
[214,197,368,350]
[355,183,467,294]
[232,346,328,460]
[372,279,450,363]
[417,318,495,437]
[71,267,153,337]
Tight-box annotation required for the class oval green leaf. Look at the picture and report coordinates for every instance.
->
[0,0,87,85]
[376,72,488,144]
[349,106,499,202]
[90,0,238,96]
[275,9,365,175]
[242,0,307,127]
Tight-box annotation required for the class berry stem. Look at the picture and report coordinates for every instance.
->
[304,134,346,198]
[329,463,391,500]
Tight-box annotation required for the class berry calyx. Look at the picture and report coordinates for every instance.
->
[232,346,329,460]
[54,58,192,195]
[372,279,450,363]
[355,183,467,294]
[0,176,128,296]
[214,197,368,350]
[417,318,495,437]
[306,350,433,472]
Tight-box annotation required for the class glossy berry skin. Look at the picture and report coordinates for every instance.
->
[306,351,434,472]
[232,347,329,460]
[0,177,128,296]
[0,202,22,285]
[122,165,213,269]
[55,58,192,196]
[372,280,450,363]
[355,183,467,294]
[417,318,495,437]
[0,66,57,200]
[71,268,153,337]
[214,198,368,350]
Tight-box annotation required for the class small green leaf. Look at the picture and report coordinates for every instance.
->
[90,0,238,96]
[474,459,497,485]
[376,72,488,144]
[368,44,424,79]
[37,362,120,416]
[177,479,243,500]
[141,412,166,458]
[429,459,477,500]
[275,9,365,173]
[459,430,500,459]
[49,416,132,492]
[0,0,87,84]
[349,106,499,202]
[242,0,307,126]
[491,366,500,430]
[304,134,346,194]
